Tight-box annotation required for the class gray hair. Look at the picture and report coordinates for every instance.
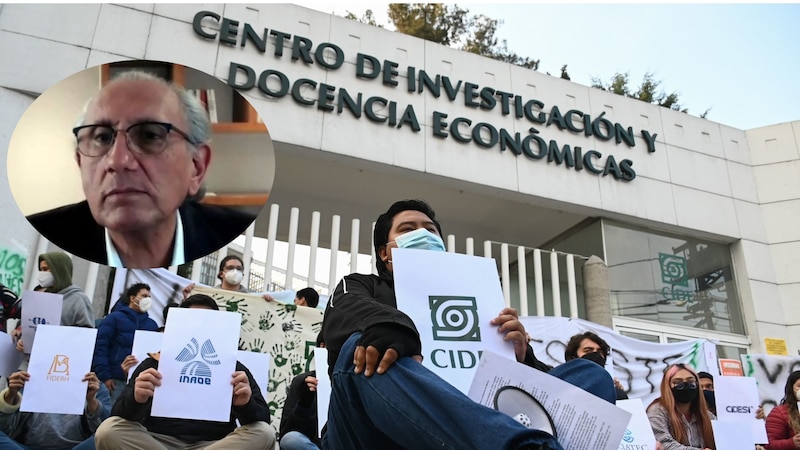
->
[76,69,211,201]
[76,70,212,149]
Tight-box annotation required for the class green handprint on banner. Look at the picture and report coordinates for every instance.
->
[259,312,274,331]
[249,338,265,353]
[277,304,298,319]
[272,343,288,367]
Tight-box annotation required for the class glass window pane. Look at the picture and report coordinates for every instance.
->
[604,221,745,335]
[618,330,661,343]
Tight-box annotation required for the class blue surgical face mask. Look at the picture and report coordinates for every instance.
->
[394,228,446,252]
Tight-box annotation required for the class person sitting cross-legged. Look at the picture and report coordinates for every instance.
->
[0,370,110,450]
[94,294,276,450]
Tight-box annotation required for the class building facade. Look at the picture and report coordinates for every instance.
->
[1,4,798,357]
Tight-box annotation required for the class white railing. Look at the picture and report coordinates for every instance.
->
[203,203,589,319]
[30,203,589,319]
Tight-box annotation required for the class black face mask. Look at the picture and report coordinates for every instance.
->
[672,385,699,404]
[581,352,607,367]
[702,389,716,408]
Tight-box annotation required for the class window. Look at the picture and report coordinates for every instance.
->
[604,221,745,335]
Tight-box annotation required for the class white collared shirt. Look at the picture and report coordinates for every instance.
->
[105,210,186,267]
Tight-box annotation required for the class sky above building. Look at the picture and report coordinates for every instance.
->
[299,2,800,131]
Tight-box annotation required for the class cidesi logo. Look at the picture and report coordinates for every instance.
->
[176,338,220,385]
[29,317,47,325]
[47,354,69,382]
[429,296,481,342]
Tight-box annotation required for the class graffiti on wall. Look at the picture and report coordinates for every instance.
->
[0,246,26,295]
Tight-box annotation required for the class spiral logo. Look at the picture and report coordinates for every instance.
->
[659,253,688,287]
[429,296,481,341]
[622,429,634,443]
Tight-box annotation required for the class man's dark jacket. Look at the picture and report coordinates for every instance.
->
[279,370,321,447]
[113,357,270,443]
[27,200,256,266]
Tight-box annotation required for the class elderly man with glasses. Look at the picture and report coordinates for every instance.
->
[27,71,256,268]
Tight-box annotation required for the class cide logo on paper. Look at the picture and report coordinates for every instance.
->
[175,338,220,385]
[429,296,481,342]
[47,354,70,382]
[29,317,47,325]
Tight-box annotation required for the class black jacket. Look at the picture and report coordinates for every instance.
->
[27,200,256,266]
[279,370,321,447]
[321,271,546,374]
[321,272,420,372]
[112,357,270,443]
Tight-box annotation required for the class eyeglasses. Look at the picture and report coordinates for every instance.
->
[72,121,195,157]
[671,382,698,391]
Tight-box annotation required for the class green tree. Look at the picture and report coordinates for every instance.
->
[344,9,381,27]
[592,71,691,113]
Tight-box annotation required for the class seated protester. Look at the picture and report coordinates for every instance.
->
[697,371,716,416]
[765,370,800,450]
[320,199,581,450]
[92,283,159,405]
[279,335,325,450]
[0,370,110,450]
[563,331,628,400]
[94,294,276,450]
[293,288,319,309]
[647,363,715,450]
[279,370,321,450]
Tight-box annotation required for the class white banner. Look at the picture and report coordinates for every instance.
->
[151,308,240,422]
[21,325,97,415]
[714,375,767,444]
[741,354,800,416]
[520,316,715,406]
[393,249,516,394]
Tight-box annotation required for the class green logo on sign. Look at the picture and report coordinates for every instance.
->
[429,296,481,341]
[659,253,688,287]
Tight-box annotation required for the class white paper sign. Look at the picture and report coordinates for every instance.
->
[0,332,23,378]
[21,290,63,353]
[150,308,240,422]
[616,398,657,450]
[236,350,271,393]
[712,420,757,450]
[469,351,631,450]
[315,347,331,438]
[714,375,768,444]
[20,325,97,415]
[393,249,515,394]
[128,330,164,381]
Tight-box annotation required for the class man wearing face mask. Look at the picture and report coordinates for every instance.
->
[563,331,628,401]
[92,283,159,405]
[320,199,564,450]
[35,252,95,328]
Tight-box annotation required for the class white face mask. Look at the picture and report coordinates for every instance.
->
[224,269,243,286]
[136,297,152,313]
[37,271,54,288]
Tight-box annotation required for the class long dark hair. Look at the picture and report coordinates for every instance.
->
[780,370,800,433]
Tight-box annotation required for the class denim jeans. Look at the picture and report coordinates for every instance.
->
[280,431,320,450]
[321,333,563,450]
[0,431,96,450]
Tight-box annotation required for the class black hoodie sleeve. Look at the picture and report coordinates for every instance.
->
[321,273,420,371]
[112,357,158,422]
[232,361,271,425]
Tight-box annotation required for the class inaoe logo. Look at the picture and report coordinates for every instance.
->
[47,354,69,382]
[429,296,481,342]
[176,338,221,385]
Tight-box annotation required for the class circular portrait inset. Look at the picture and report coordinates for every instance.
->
[8,60,275,268]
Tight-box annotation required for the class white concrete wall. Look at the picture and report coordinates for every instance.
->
[0,3,795,349]
[747,122,800,353]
